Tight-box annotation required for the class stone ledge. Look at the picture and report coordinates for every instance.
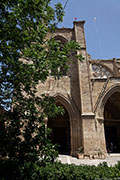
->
[81,112,95,119]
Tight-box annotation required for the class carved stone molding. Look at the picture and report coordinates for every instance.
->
[81,112,95,119]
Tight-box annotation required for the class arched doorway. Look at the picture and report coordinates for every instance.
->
[104,92,120,153]
[48,102,70,154]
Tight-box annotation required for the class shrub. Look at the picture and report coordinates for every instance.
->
[1,160,120,180]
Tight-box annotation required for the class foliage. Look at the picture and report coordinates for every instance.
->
[0,160,120,180]
[20,161,120,180]
[0,0,83,175]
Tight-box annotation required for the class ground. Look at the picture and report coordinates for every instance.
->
[58,154,120,166]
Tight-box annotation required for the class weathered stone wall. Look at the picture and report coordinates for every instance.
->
[37,21,120,158]
[90,58,120,157]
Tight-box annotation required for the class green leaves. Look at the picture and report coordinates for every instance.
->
[0,0,83,174]
[55,3,64,23]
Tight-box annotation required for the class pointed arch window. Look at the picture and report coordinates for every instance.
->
[50,36,68,77]
[92,63,112,78]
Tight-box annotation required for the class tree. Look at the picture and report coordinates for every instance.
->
[0,0,83,174]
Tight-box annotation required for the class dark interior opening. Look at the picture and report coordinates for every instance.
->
[104,92,120,153]
[48,103,70,154]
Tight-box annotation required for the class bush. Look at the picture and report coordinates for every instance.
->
[37,161,120,180]
[0,160,120,180]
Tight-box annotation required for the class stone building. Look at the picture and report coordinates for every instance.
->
[37,21,120,158]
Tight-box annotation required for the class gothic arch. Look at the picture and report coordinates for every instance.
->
[98,84,120,119]
[53,93,75,120]
[101,85,120,153]
[53,35,68,43]
[52,35,68,76]
[96,84,120,153]
[48,93,75,154]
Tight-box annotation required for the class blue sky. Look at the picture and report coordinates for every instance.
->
[51,0,120,59]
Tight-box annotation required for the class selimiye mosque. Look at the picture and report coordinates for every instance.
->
[37,21,120,158]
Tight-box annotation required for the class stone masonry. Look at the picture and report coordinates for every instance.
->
[37,21,120,158]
